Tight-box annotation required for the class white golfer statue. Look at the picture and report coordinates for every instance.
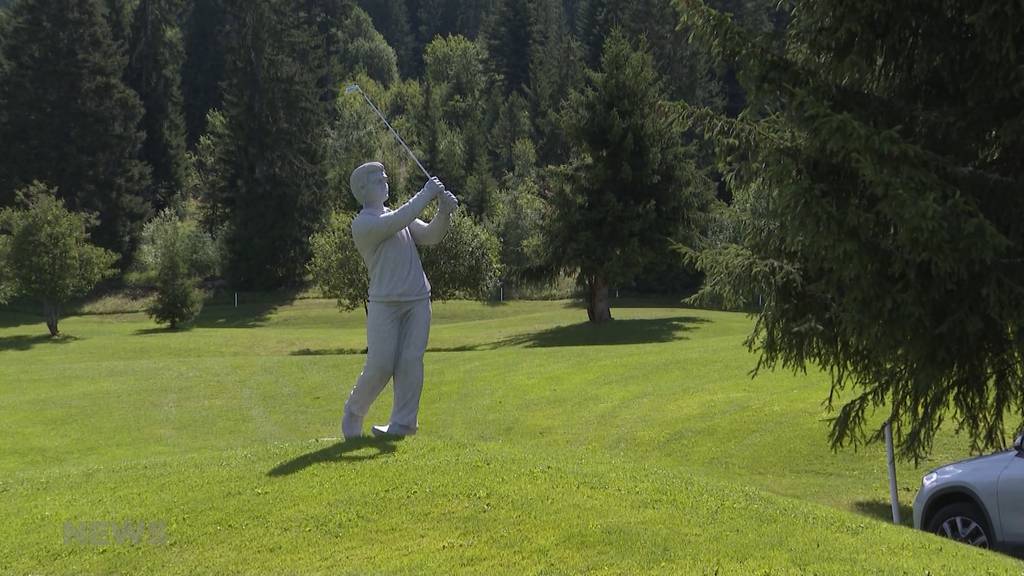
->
[342,161,458,439]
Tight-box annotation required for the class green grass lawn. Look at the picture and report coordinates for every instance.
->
[1,297,1022,574]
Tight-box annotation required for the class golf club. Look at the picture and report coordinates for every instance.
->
[345,84,431,179]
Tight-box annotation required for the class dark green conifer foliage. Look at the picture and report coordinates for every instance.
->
[547,31,709,322]
[485,0,531,94]
[102,0,134,48]
[527,0,582,166]
[218,0,329,289]
[126,0,189,208]
[0,0,151,260]
[337,6,399,89]
[181,0,226,144]
[299,0,352,112]
[679,0,1024,460]
[357,0,416,77]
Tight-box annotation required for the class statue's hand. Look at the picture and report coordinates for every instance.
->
[440,190,459,213]
[422,177,444,199]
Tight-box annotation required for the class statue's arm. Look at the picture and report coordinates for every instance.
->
[409,212,452,246]
[357,188,435,246]
[410,190,457,246]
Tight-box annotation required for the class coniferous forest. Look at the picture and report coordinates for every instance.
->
[0,0,754,295]
[3,0,1024,458]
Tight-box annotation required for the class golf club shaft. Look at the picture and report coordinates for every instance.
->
[347,84,467,211]
[357,89,431,179]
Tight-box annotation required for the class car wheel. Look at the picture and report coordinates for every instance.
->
[926,502,992,549]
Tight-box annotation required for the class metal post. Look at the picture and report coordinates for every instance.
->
[234,292,238,308]
[885,420,901,524]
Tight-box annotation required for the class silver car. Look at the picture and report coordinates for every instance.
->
[913,433,1024,554]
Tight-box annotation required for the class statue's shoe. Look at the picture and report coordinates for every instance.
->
[341,411,364,440]
[371,423,417,438]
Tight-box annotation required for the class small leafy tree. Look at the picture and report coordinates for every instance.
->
[136,201,220,328]
[0,182,117,336]
[420,212,501,301]
[309,209,501,311]
[308,210,368,312]
[0,234,13,305]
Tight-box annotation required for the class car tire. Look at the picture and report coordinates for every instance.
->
[926,501,992,549]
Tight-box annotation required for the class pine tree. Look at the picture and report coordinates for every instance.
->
[126,0,189,208]
[422,35,494,217]
[217,0,329,289]
[484,0,531,94]
[0,0,151,260]
[680,0,1024,459]
[527,0,582,166]
[454,0,494,38]
[298,0,353,112]
[546,31,710,322]
[102,0,133,50]
[357,0,416,78]
[337,6,399,88]
[573,0,602,68]
[181,0,226,144]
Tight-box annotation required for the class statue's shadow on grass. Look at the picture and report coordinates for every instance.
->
[290,316,709,357]
[266,437,400,477]
[852,500,914,527]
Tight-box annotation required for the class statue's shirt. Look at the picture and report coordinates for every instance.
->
[351,191,434,303]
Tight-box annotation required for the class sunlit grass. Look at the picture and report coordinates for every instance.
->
[1,298,1020,574]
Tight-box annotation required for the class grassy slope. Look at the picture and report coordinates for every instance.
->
[0,299,1021,575]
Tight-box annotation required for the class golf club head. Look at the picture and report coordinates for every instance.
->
[344,84,361,95]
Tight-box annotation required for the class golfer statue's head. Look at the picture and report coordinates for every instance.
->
[350,161,389,209]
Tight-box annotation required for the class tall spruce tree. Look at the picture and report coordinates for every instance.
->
[217,0,329,288]
[181,0,226,144]
[299,0,352,112]
[0,0,151,260]
[102,0,134,49]
[528,0,582,166]
[357,0,415,77]
[484,0,531,94]
[679,0,1024,460]
[422,35,494,218]
[545,31,710,322]
[337,5,399,88]
[126,0,188,207]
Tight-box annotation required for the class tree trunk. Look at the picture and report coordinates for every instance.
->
[43,301,60,337]
[586,275,613,323]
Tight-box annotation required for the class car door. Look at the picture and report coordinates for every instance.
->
[997,452,1024,549]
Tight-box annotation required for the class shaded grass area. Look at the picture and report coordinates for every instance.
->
[0,333,78,352]
[291,315,708,356]
[0,298,1021,574]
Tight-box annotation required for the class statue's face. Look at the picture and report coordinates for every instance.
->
[364,166,389,206]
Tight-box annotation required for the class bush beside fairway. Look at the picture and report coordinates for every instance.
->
[0,299,1021,574]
